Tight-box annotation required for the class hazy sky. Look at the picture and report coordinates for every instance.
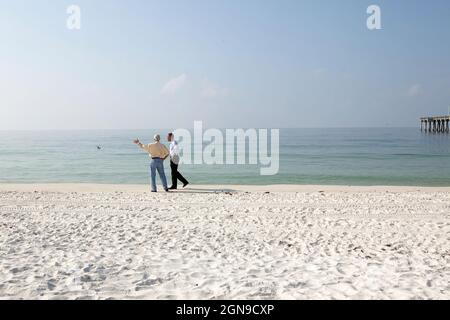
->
[1,0,450,130]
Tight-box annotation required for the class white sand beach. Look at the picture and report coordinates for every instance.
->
[0,184,449,300]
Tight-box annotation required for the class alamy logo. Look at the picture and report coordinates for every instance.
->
[67,5,81,30]
[64,5,381,32]
[367,5,381,30]
[173,122,280,176]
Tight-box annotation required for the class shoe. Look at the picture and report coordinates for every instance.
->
[164,188,170,192]
[151,190,157,193]
[169,186,177,190]
[183,182,189,188]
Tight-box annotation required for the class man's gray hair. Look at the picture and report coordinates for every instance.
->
[154,134,161,142]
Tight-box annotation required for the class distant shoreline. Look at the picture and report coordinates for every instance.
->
[1,183,450,193]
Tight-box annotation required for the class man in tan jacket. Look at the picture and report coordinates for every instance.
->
[133,134,170,192]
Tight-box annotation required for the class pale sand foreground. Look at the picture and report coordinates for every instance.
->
[0,184,449,300]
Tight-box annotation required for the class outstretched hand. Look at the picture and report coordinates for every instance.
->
[133,139,140,144]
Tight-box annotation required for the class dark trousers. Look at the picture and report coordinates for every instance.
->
[170,160,188,188]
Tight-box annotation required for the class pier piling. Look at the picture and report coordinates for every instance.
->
[421,116,450,133]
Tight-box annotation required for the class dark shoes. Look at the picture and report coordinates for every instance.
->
[170,183,189,189]
[165,183,189,191]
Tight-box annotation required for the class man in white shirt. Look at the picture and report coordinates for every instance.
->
[167,133,189,190]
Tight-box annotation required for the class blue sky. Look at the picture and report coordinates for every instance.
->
[1,0,450,129]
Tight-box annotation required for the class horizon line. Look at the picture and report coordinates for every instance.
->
[0,126,420,132]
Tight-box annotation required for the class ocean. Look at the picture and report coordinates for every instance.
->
[1,128,449,186]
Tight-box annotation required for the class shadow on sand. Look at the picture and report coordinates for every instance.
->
[169,187,236,194]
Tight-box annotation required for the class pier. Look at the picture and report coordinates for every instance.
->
[420,116,450,133]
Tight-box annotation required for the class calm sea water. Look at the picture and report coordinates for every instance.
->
[0,128,449,186]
